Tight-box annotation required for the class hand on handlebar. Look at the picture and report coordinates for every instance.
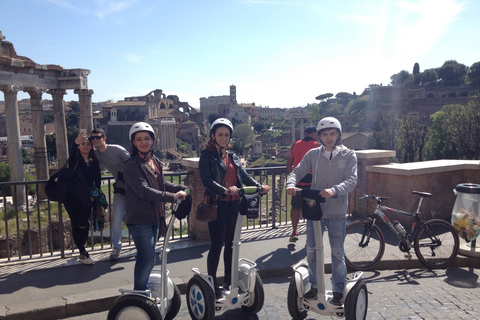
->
[174,190,187,202]
[286,187,302,196]
[260,185,269,194]
[320,188,335,200]
[224,186,239,195]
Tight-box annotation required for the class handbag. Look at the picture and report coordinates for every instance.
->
[195,195,218,222]
[196,159,226,222]
[239,192,260,219]
[45,161,79,203]
[301,189,325,221]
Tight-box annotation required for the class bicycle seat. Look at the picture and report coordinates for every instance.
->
[412,191,432,197]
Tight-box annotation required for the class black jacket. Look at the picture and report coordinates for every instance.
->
[199,148,261,198]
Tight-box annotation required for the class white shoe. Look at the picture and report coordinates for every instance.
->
[79,253,94,264]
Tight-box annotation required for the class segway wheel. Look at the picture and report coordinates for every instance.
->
[107,294,161,320]
[287,277,307,320]
[344,279,368,320]
[186,275,215,320]
[164,283,181,320]
[241,272,264,314]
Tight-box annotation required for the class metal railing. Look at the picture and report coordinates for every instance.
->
[0,166,292,264]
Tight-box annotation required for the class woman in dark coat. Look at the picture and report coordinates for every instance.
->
[199,118,269,298]
[64,131,101,264]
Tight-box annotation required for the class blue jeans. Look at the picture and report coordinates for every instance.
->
[128,223,159,291]
[306,218,347,294]
[111,193,125,250]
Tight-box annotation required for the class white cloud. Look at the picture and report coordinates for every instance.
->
[121,53,141,63]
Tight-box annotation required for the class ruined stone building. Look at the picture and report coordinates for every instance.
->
[97,89,203,157]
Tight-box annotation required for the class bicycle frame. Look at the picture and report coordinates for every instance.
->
[365,196,429,250]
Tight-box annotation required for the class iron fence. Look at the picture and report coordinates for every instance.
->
[0,166,292,264]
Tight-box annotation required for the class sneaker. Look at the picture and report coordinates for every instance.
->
[330,292,343,305]
[109,248,121,260]
[289,232,299,243]
[304,287,317,299]
[79,253,94,265]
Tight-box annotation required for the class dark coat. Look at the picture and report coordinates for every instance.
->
[199,148,261,198]
[124,154,186,225]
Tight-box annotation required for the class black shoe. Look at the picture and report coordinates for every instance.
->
[304,287,317,299]
[215,286,223,299]
[331,292,343,305]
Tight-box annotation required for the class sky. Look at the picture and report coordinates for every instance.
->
[1,0,479,109]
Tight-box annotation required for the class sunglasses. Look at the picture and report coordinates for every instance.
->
[89,135,104,140]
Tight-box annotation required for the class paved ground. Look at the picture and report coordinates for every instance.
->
[64,268,480,320]
[1,222,479,320]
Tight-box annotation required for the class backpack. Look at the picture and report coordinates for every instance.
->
[45,165,74,203]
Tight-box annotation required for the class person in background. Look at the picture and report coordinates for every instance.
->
[90,128,129,260]
[124,122,189,291]
[65,131,102,265]
[286,125,319,242]
[286,117,357,305]
[199,118,269,298]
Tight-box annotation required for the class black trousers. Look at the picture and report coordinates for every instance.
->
[207,200,240,288]
[64,198,92,255]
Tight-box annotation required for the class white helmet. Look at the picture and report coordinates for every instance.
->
[316,117,342,133]
[210,118,233,134]
[129,122,155,141]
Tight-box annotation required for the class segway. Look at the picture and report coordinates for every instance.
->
[287,189,368,320]
[108,189,191,320]
[186,186,265,320]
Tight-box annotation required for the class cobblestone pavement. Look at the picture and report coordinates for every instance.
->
[65,267,480,320]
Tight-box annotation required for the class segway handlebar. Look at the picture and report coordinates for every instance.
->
[238,186,262,195]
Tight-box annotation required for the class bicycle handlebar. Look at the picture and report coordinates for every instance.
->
[359,194,390,203]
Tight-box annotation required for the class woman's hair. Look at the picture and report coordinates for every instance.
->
[204,125,232,151]
[76,139,98,165]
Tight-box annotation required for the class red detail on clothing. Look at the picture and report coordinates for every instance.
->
[221,154,241,201]
[292,139,318,186]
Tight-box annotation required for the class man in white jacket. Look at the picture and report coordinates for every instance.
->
[286,117,357,305]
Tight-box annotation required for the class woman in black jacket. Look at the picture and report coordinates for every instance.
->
[199,118,269,298]
[124,122,189,291]
[65,131,102,264]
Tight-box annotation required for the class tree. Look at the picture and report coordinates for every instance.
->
[437,60,467,86]
[441,101,480,159]
[421,69,438,87]
[315,93,333,101]
[424,111,454,160]
[467,61,480,86]
[232,123,255,155]
[413,62,420,75]
[390,70,410,86]
[208,114,218,126]
[397,112,429,162]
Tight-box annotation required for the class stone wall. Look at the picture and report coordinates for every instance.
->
[364,160,480,226]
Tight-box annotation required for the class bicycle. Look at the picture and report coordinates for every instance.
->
[344,191,459,270]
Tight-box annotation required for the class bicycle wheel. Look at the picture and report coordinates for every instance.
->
[345,221,385,270]
[414,219,459,269]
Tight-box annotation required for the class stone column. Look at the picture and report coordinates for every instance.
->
[48,89,68,168]
[0,85,26,206]
[300,117,305,137]
[181,157,210,241]
[27,88,48,199]
[74,89,94,133]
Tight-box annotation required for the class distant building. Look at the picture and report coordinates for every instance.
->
[98,89,202,155]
